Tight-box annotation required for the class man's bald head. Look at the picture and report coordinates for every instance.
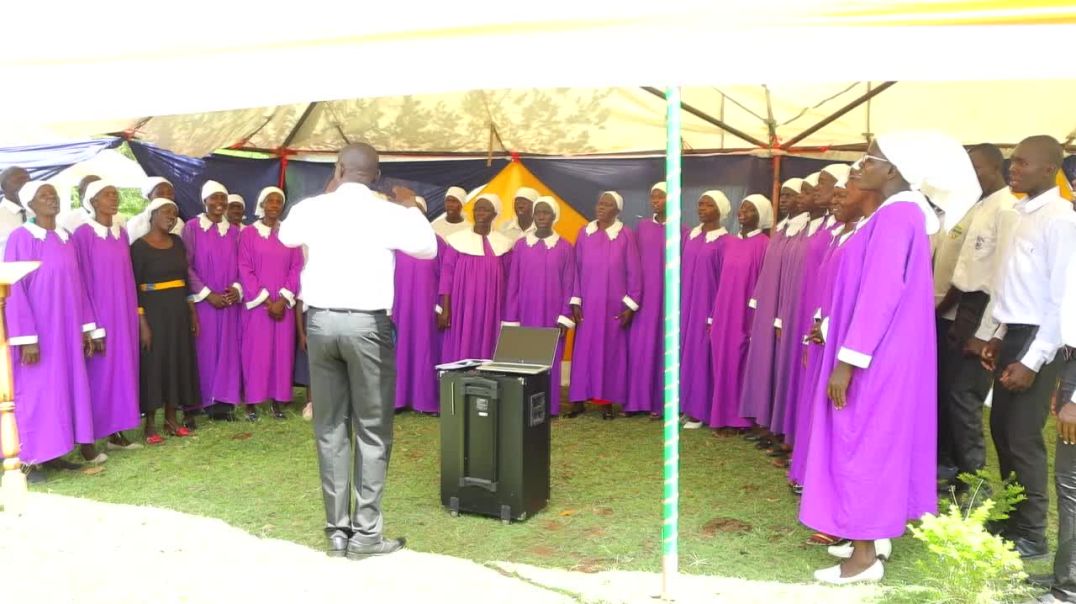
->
[1010,135,1064,196]
[1,166,30,202]
[335,143,380,185]
[1019,135,1063,170]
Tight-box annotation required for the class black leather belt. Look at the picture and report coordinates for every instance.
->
[309,306,386,315]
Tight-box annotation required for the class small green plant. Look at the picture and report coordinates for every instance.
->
[909,472,1029,603]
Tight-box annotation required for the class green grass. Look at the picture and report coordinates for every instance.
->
[37,398,1053,602]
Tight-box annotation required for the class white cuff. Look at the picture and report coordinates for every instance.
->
[245,288,270,310]
[501,321,521,327]
[1019,352,1045,374]
[820,317,830,343]
[622,296,640,312]
[838,346,872,369]
[434,304,444,314]
[813,308,822,321]
[9,335,38,346]
[569,296,582,306]
[773,318,783,330]
[748,298,758,309]
[706,317,713,325]
[279,288,297,308]
[557,315,575,329]
[82,322,97,333]
[191,286,211,303]
[993,324,1008,341]
[231,282,244,298]
[90,328,106,340]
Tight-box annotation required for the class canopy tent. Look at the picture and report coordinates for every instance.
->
[3,1,1076,155]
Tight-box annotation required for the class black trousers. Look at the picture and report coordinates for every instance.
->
[937,317,958,470]
[1052,348,1076,601]
[990,325,1063,545]
[938,292,993,475]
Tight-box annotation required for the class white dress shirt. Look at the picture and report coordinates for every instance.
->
[279,182,437,311]
[950,187,1019,340]
[499,218,537,242]
[0,199,26,258]
[431,215,472,239]
[991,187,1076,371]
[932,205,976,320]
[1063,254,1076,403]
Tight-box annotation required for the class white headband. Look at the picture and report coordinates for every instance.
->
[445,186,467,204]
[201,180,228,203]
[141,176,172,199]
[414,196,428,212]
[782,178,804,193]
[82,179,114,218]
[803,172,821,188]
[651,182,667,194]
[18,181,52,218]
[514,187,539,203]
[127,198,178,243]
[600,190,624,211]
[534,195,561,224]
[742,194,774,229]
[700,190,732,220]
[822,164,852,189]
[255,186,286,218]
[474,193,502,216]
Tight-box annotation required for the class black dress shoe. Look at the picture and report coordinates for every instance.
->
[1011,536,1049,560]
[45,458,83,471]
[743,432,762,442]
[183,416,198,431]
[245,411,259,422]
[326,531,349,558]
[23,465,46,484]
[1026,574,1054,590]
[346,537,407,560]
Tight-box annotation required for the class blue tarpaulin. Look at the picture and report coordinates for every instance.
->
[0,137,123,199]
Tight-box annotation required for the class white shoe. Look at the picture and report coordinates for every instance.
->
[813,559,884,584]
[683,420,704,429]
[827,538,892,561]
[106,441,143,451]
[86,453,108,465]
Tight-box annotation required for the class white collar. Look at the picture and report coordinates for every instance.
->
[88,218,122,240]
[508,219,537,234]
[823,214,838,229]
[775,216,790,232]
[0,199,24,216]
[807,215,826,236]
[198,214,230,236]
[525,232,561,249]
[252,220,275,239]
[1018,187,1061,215]
[785,213,811,236]
[446,229,514,256]
[689,225,727,243]
[584,219,624,241]
[738,229,762,239]
[23,221,69,242]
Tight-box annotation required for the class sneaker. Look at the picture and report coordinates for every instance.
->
[683,420,704,429]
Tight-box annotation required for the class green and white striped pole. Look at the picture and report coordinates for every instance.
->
[661,86,682,600]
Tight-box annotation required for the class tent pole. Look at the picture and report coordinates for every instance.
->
[771,154,782,234]
[781,81,896,150]
[661,86,682,602]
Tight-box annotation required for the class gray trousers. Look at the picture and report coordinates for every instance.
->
[1053,348,1076,601]
[990,325,1062,545]
[307,308,396,543]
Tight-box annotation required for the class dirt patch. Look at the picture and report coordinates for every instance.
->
[232,432,253,441]
[700,517,753,537]
[573,558,611,573]
[582,527,606,539]
[592,506,614,516]
[528,545,557,558]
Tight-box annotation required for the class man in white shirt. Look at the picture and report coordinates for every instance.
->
[278,143,437,560]
[498,186,538,241]
[1040,243,1076,604]
[0,166,29,257]
[936,144,1018,492]
[981,135,1076,559]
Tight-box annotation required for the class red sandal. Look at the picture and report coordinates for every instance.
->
[164,422,191,437]
[145,434,165,446]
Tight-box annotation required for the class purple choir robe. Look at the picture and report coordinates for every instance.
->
[772,218,826,440]
[3,225,95,463]
[626,218,686,414]
[72,222,140,439]
[679,227,728,422]
[439,230,513,363]
[568,221,642,404]
[504,233,576,416]
[393,236,446,412]
[800,199,937,539]
[789,222,845,485]
[183,216,243,407]
[738,225,790,422]
[238,222,303,404]
[708,231,769,428]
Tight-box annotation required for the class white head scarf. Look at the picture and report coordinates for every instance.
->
[254,186,285,218]
[82,179,113,218]
[742,194,774,229]
[875,131,982,234]
[201,180,228,205]
[700,190,732,221]
[414,196,428,212]
[822,164,852,189]
[227,193,245,207]
[18,181,54,219]
[474,193,502,216]
[600,191,624,211]
[445,186,467,204]
[141,176,172,200]
[534,195,561,224]
[514,187,539,203]
[804,172,821,188]
[781,178,804,193]
[127,198,178,243]
[651,182,667,194]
